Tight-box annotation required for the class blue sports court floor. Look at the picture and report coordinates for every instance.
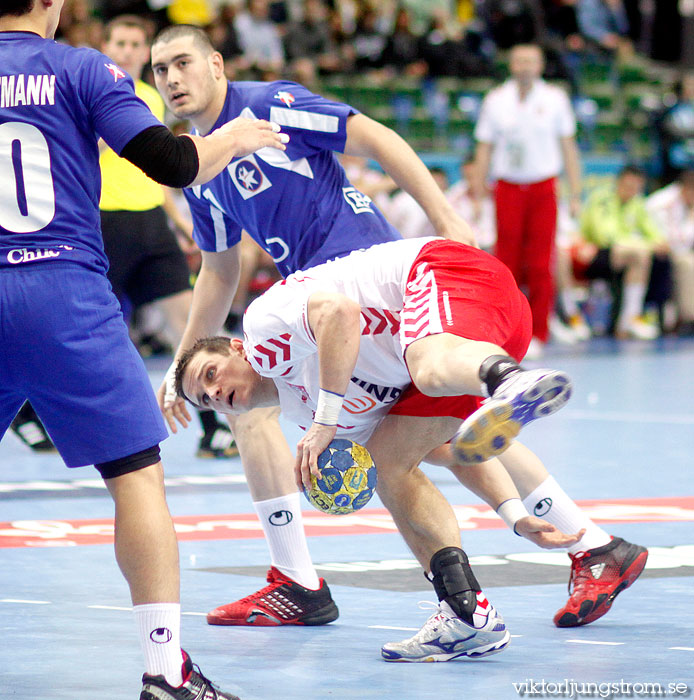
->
[1,337,693,699]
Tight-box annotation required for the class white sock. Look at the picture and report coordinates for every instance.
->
[254,493,320,590]
[561,289,581,318]
[134,603,183,687]
[617,282,646,329]
[522,476,611,555]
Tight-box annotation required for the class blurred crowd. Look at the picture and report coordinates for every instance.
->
[55,0,690,90]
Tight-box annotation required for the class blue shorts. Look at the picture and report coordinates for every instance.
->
[0,263,168,467]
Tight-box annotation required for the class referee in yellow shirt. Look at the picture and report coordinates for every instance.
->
[100,15,237,459]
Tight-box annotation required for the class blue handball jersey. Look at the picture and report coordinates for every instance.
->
[0,31,161,272]
[184,81,401,276]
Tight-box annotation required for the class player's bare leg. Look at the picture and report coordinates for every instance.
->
[205,406,338,627]
[367,414,509,662]
[405,333,572,464]
[447,441,648,627]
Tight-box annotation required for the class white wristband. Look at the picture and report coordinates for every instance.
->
[163,361,178,406]
[496,498,529,536]
[314,388,344,426]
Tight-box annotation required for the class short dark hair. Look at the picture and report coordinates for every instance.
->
[104,15,151,44]
[0,0,35,19]
[618,164,646,180]
[152,24,215,56]
[175,336,232,402]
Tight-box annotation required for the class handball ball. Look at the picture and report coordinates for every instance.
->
[303,438,377,515]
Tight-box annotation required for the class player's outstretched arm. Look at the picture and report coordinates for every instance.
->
[344,113,477,247]
[294,292,361,490]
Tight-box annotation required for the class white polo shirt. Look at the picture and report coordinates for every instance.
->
[646,183,694,253]
[475,79,576,184]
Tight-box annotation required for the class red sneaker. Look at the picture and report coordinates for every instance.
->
[554,537,648,627]
[207,567,339,626]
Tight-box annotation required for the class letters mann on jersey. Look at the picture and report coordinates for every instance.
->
[0,74,55,108]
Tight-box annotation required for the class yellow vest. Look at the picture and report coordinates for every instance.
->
[99,80,166,211]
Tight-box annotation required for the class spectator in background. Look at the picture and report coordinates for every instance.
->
[576,0,630,57]
[577,165,670,340]
[206,4,250,79]
[658,73,694,186]
[283,0,342,85]
[472,43,582,359]
[646,170,694,336]
[379,5,427,78]
[446,158,497,253]
[419,7,493,78]
[350,4,388,73]
[387,168,450,239]
[234,0,286,79]
[481,0,546,49]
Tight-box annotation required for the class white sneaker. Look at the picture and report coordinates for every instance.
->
[452,367,572,463]
[617,316,659,340]
[568,313,592,341]
[381,597,510,663]
[549,316,579,345]
[524,337,545,360]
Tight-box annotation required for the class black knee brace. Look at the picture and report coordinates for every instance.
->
[479,355,522,396]
[430,547,481,622]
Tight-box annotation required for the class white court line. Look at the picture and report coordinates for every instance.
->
[566,640,624,646]
[669,647,694,651]
[182,612,207,617]
[1,598,51,604]
[563,409,694,425]
[87,605,132,611]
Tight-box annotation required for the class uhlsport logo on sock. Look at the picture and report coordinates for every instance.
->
[150,628,172,644]
[269,510,293,526]
[534,498,553,516]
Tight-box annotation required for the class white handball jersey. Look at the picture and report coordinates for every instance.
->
[243,237,436,443]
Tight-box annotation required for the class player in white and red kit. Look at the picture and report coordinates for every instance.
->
[174,237,582,661]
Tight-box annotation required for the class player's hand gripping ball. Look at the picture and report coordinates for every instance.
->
[303,438,377,515]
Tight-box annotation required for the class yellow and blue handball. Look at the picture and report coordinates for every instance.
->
[303,438,377,515]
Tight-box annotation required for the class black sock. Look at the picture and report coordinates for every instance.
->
[198,409,223,435]
[429,547,481,624]
[479,355,522,396]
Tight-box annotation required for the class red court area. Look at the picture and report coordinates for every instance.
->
[2,496,692,548]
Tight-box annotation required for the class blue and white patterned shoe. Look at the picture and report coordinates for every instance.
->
[381,596,510,663]
[452,368,572,464]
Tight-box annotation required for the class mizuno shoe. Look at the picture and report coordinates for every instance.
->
[453,368,572,463]
[381,594,510,663]
[554,537,649,627]
[206,567,339,626]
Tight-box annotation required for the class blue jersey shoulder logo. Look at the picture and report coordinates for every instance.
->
[274,90,295,108]
[104,63,126,82]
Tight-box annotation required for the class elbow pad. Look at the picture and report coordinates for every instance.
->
[120,125,199,188]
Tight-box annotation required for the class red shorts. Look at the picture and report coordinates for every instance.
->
[390,240,532,421]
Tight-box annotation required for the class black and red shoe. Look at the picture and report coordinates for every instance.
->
[554,537,648,627]
[140,650,240,700]
[207,566,339,626]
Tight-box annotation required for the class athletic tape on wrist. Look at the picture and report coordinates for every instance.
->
[314,388,344,426]
[496,498,529,536]
[164,361,177,405]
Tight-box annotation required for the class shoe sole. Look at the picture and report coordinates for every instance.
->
[207,602,339,626]
[381,630,511,663]
[452,372,572,463]
[554,547,649,628]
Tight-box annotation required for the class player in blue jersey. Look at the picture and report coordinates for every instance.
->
[149,23,478,628]
[0,1,288,697]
